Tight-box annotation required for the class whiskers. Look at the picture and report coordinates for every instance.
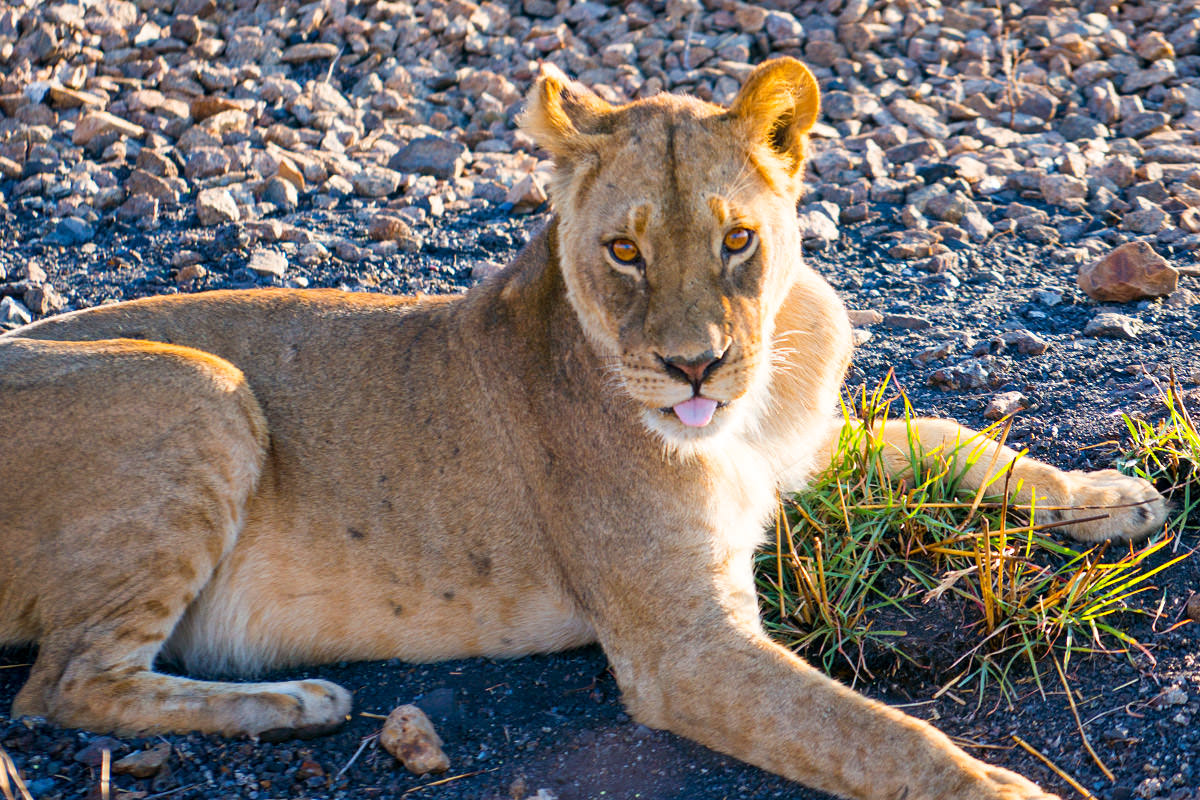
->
[595,355,630,394]
[768,327,816,374]
[723,152,758,201]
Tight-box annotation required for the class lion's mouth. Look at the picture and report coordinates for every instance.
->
[659,397,728,428]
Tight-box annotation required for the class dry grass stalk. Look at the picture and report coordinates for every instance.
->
[1011,734,1096,800]
[0,747,33,800]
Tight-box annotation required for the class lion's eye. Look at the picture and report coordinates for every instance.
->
[723,227,754,254]
[608,238,642,265]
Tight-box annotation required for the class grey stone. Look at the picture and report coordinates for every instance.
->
[889,98,950,139]
[0,295,32,326]
[247,248,287,278]
[351,166,403,198]
[1143,144,1200,163]
[1120,111,1170,139]
[929,357,1003,390]
[388,136,469,180]
[54,216,95,245]
[822,91,861,121]
[797,209,838,241]
[961,212,994,242]
[1000,329,1050,355]
[1058,113,1108,141]
[196,187,239,226]
[263,176,299,211]
[1084,312,1142,339]
[126,169,181,205]
[1122,198,1168,234]
[886,140,947,163]
[297,242,330,266]
[1040,174,1087,207]
[117,193,160,228]
[882,313,932,330]
[1122,61,1176,93]
[764,10,804,43]
[984,391,1029,420]
[23,283,65,315]
[185,147,231,181]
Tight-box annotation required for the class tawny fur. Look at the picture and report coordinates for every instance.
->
[0,59,1165,800]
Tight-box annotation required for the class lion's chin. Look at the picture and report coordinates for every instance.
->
[639,401,741,459]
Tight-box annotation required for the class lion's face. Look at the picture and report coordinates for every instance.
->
[522,59,820,451]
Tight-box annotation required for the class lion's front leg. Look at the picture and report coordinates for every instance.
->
[868,417,1167,542]
[594,577,1058,800]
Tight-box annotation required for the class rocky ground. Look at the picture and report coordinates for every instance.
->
[2,0,1200,798]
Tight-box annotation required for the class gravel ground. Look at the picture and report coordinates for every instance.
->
[2,0,1200,798]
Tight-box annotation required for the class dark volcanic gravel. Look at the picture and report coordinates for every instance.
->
[3,0,1200,797]
[2,200,1199,800]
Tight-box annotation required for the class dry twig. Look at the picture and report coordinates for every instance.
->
[1011,735,1096,800]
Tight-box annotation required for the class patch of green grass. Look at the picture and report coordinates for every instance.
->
[1117,372,1200,536]
[756,376,1192,702]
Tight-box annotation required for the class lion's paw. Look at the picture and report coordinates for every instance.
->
[980,765,1062,800]
[1044,469,1167,542]
[245,678,352,740]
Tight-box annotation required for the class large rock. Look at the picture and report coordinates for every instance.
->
[1078,241,1178,302]
[380,705,450,776]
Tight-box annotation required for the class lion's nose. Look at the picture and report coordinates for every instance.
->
[659,346,728,388]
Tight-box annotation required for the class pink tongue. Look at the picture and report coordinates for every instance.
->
[673,396,719,427]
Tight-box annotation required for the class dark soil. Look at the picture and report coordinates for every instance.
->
[2,196,1199,800]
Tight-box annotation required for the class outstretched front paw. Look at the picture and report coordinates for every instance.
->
[1046,469,1167,542]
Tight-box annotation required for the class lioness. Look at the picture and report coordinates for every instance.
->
[0,58,1165,800]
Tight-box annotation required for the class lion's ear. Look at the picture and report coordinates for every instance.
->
[520,63,613,159]
[727,58,820,177]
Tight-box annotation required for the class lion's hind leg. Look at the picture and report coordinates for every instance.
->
[871,417,1166,542]
[1,338,350,736]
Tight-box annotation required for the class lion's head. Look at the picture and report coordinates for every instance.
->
[521,58,820,453]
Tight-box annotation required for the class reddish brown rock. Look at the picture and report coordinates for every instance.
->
[190,95,247,122]
[379,705,450,776]
[1077,241,1178,302]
